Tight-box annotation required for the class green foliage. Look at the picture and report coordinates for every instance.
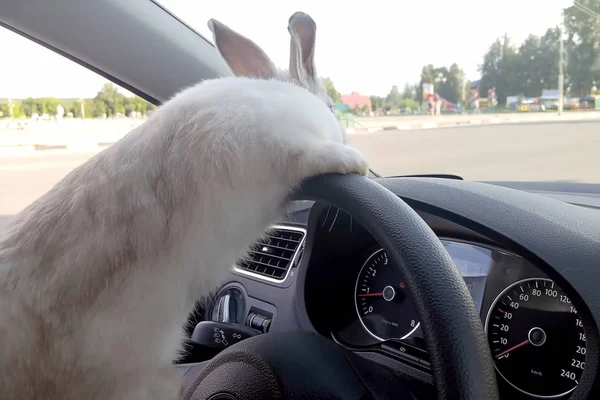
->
[398,98,420,110]
[385,85,402,107]
[370,95,383,111]
[564,0,600,96]
[0,102,24,118]
[418,64,465,104]
[7,82,157,119]
[517,30,561,97]
[479,29,566,104]
[401,83,416,100]
[92,99,107,118]
[322,77,341,104]
[11,104,23,118]
[477,1,600,103]
[383,83,422,111]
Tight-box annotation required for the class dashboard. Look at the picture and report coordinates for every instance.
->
[184,177,600,400]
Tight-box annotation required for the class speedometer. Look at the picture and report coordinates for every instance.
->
[354,248,420,341]
[485,278,586,398]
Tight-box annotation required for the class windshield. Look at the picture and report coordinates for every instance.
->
[158,0,599,182]
[1,1,599,220]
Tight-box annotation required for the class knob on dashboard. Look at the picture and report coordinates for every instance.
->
[211,287,245,324]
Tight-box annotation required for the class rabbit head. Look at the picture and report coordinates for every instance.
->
[208,12,333,110]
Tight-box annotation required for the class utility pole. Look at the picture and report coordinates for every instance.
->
[78,98,85,120]
[558,21,564,116]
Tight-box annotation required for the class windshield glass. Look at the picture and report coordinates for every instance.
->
[1,1,599,221]
[159,0,599,182]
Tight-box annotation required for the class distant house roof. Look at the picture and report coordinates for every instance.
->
[341,92,371,110]
[336,104,352,112]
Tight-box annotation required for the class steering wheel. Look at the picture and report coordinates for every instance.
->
[183,173,499,400]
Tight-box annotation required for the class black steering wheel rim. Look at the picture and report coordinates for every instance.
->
[294,173,498,400]
[185,173,498,400]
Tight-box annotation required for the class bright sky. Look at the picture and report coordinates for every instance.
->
[0,0,569,99]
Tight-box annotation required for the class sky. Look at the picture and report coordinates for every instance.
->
[0,0,570,99]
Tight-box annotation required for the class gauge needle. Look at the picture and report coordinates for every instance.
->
[358,292,383,297]
[495,340,530,359]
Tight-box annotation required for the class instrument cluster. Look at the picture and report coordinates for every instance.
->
[305,234,588,399]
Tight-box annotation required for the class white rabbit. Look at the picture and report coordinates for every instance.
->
[0,11,368,400]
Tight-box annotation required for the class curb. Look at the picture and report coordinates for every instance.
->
[2,113,599,150]
[0,142,113,156]
[346,114,599,134]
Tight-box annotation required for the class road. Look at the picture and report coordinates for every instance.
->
[348,120,600,181]
[1,120,599,227]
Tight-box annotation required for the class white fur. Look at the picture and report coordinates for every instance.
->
[0,13,368,400]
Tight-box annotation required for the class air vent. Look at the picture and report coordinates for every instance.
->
[235,225,306,282]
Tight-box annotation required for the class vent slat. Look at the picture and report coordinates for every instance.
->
[252,250,292,262]
[236,228,305,281]
[265,235,302,243]
[256,242,295,252]
[248,259,288,271]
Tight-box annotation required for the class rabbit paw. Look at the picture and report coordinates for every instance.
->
[299,142,369,179]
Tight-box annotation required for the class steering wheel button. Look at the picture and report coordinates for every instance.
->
[381,343,419,362]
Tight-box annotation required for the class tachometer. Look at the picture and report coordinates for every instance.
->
[354,248,420,341]
[485,278,586,398]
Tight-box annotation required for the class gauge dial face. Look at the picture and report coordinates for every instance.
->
[485,278,586,398]
[354,248,420,341]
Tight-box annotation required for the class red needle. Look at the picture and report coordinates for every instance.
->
[495,340,530,359]
[359,292,383,297]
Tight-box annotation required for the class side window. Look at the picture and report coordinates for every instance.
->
[0,27,156,121]
[0,26,156,219]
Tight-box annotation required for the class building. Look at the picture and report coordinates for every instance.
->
[341,92,371,111]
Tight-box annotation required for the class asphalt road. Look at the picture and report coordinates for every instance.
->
[1,120,599,227]
[348,120,600,182]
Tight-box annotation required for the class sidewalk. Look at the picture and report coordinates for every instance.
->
[0,119,144,155]
[347,111,600,134]
[0,111,599,155]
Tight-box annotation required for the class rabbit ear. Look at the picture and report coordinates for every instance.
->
[288,12,318,86]
[208,19,277,79]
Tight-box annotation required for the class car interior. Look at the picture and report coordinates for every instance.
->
[2,1,600,399]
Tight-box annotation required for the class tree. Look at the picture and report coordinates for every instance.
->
[515,34,544,97]
[417,65,436,102]
[83,101,95,119]
[92,99,106,118]
[479,34,519,105]
[402,83,416,100]
[21,98,37,117]
[95,82,125,117]
[43,97,60,115]
[398,98,420,110]
[11,104,24,118]
[418,64,464,104]
[444,64,465,104]
[564,0,600,96]
[20,97,62,117]
[538,28,561,92]
[385,85,402,108]
[0,104,9,118]
[512,29,561,98]
[321,77,341,104]
[369,95,383,112]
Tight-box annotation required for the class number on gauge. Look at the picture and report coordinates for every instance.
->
[486,278,586,398]
[355,248,420,341]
